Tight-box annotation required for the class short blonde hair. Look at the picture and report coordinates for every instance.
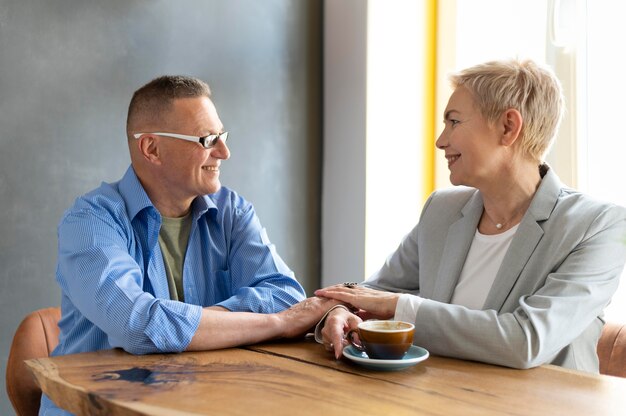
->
[449,59,564,162]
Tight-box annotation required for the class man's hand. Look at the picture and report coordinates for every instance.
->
[277,297,342,339]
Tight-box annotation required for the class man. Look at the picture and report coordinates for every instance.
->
[41,76,336,415]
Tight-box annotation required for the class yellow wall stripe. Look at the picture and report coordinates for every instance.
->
[423,0,438,201]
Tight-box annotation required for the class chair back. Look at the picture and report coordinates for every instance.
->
[597,321,626,378]
[6,307,61,416]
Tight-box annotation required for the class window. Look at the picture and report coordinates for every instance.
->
[365,0,428,278]
[580,1,626,323]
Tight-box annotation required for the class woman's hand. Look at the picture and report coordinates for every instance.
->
[321,307,362,359]
[315,284,401,320]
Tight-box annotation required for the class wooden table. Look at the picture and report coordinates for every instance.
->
[26,338,626,415]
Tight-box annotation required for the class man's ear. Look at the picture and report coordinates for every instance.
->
[500,108,523,147]
[137,135,162,165]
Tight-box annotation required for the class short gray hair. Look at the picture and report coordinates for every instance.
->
[126,75,211,135]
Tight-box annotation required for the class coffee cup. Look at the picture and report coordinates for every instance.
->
[347,320,415,360]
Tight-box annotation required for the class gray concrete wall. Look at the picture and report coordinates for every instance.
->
[0,1,322,413]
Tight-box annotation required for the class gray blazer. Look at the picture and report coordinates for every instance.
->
[366,167,626,371]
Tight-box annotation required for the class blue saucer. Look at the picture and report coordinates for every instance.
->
[342,345,429,371]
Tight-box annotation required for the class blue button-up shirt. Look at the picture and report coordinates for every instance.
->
[41,166,305,415]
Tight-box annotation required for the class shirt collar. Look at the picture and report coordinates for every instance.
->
[119,166,154,221]
[526,163,565,223]
[118,165,219,221]
[192,193,218,220]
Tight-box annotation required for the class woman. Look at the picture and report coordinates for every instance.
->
[315,59,626,371]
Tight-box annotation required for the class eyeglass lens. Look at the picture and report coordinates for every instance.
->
[202,132,228,148]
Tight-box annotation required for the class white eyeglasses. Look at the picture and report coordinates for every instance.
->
[133,131,229,149]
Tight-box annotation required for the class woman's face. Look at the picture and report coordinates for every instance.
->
[436,86,504,188]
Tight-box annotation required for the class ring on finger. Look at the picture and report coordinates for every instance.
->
[343,282,358,288]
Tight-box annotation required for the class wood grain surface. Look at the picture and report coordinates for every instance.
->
[26,339,626,416]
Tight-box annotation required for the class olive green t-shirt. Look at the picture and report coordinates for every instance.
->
[158,212,192,302]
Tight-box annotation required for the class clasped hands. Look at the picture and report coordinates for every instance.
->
[314,284,401,359]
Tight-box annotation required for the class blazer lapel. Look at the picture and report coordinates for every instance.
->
[431,191,484,303]
[483,167,563,311]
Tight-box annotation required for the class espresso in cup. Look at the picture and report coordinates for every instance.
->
[347,320,415,360]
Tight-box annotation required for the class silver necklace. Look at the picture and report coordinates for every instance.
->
[484,197,532,231]
[487,213,523,230]
[485,212,509,230]
[489,217,505,229]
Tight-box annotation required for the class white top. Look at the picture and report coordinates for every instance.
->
[450,224,519,309]
[395,224,519,321]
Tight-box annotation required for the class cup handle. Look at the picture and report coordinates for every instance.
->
[346,329,366,353]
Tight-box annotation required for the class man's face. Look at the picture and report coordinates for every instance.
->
[156,96,230,201]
